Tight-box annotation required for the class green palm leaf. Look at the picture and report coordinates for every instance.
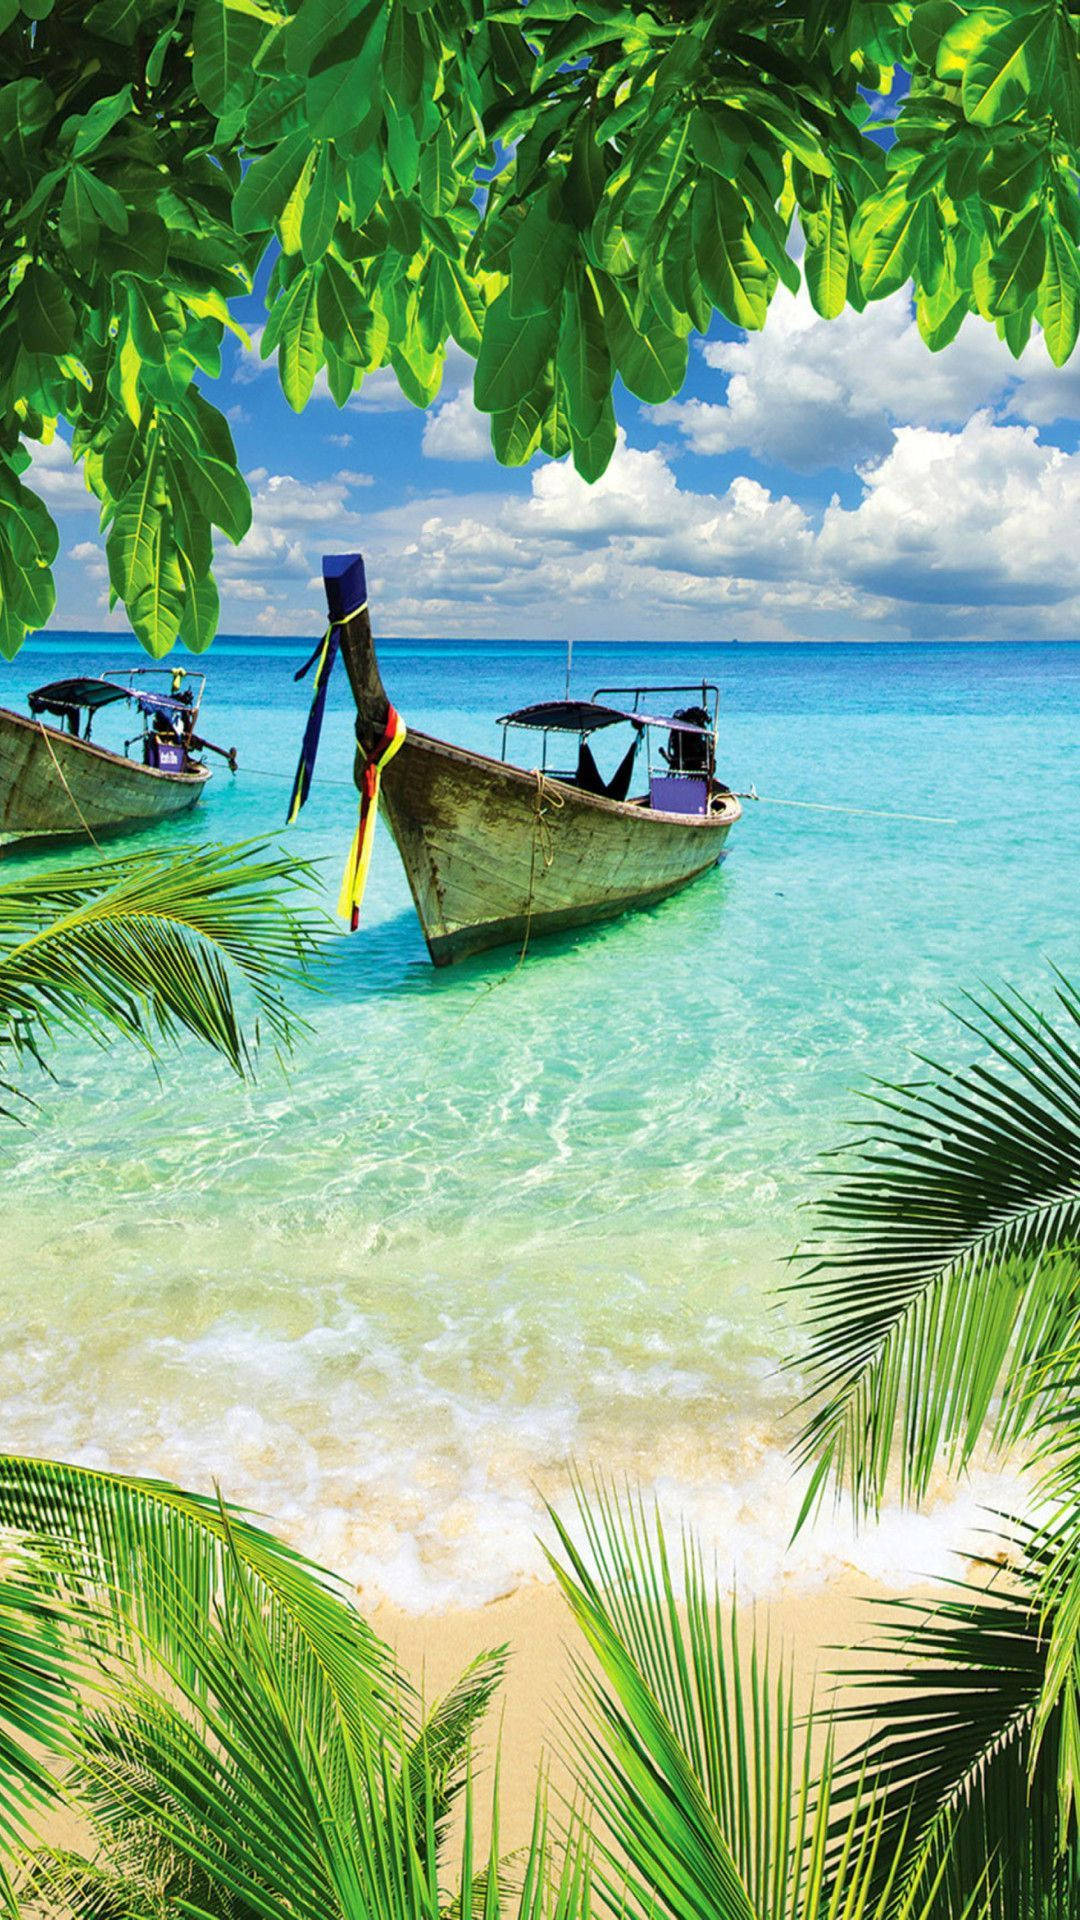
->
[790,976,1080,1518]
[0,1454,397,1776]
[0,840,327,1083]
[829,1531,1074,1920]
[0,1553,97,1904]
[1005,1377,1080,1830]
[546,1475,972,1920]
[5,1468,584,1920]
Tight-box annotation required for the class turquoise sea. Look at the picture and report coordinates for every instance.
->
[0,632,1076,1607]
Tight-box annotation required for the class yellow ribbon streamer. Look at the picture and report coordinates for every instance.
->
[337,710,407,926]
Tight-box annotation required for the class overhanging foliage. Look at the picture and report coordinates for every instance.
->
[1,0,1078,657]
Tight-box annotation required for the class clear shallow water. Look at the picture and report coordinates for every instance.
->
[0,635,1076,1606]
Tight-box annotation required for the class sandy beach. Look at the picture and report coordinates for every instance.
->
[369,1571,936,1852]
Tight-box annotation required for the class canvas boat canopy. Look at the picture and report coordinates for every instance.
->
[129,689,193,720]
[499,699,711,735]
[28,677,130,721]
[27,678,194,726]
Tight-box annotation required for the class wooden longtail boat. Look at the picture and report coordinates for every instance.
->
[0,668,227,845]
[319,552,741,967]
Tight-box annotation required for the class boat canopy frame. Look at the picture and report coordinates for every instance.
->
[497,681,720,785]
[28,667,206,750]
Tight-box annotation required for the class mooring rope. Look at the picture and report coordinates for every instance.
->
[36,721,101,848]
[518,769,565,965]
[735,785,957,826]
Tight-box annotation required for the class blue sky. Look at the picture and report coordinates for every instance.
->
[31,274,1080,643]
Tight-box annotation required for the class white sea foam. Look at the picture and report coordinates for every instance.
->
[0,1267,1029,1613]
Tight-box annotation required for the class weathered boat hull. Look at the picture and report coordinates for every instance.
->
[380,729,739,965]
[318,550,740,966]
[0,706,210,845]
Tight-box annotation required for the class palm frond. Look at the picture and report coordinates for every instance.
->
[23,1846,180,1920]
[0,841,327,1079]
[788,976,1080,1519]
[828,1528,1074,1919]
[23,1539,586,1920]
[403,1649,509,1862]
[1001,1371,1080,1832]
[545,1474,972,1920]
[0,1552,97,1900]
[5,1468,589,1920]
[0,1454,398,1766]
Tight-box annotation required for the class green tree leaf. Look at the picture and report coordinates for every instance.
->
[509,191,574,318]
[82,0,145,42]
[689,104,748,178]
[908,0,964,69]
[17,265,75,356]
[603,118,692,265]
[69,85,133,159]
[194,455,251,543]
[474,289,557,413]
[0,541,54,657]
[855,191,930,299]
[803,178,850,319]
[962,4,1057,126]
[59,169,101,257]
[978,137,1044,213]
[129,523,185,657]
[605,293,687,403]
[390,312,442,406]
[431,253,483,353]
[557,269,611,439]
[300,141,340,263]
[316,254,376,366]
[691,176,770,329]
[569,391,616,482]
[985,202,1046,314]
[491,392,543,465]
[383,0,424,112]
[1038,222,1080,365]
[418,124,456,215]
[0,78,54,168]
[80,167,129,234]
[346,144,382,225]
[306,3,386,142]
[323,339,355,405]
[233,130,312,234]
[916,276,968,349]
[278,149,316,255]
[192,0,264,115]
[106,457,162,604]
[0,461,58,658]
[0,461,60,571]
[276,265,323,408]
[177,548,220,652]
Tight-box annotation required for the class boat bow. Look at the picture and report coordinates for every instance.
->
[305,551,739,967]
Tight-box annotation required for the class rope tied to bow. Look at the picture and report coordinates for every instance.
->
[518,769,564,964]
[36,721,100,847]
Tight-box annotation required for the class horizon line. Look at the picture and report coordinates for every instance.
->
[16,632,1080,653]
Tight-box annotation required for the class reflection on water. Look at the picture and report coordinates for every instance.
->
[0,635,1075,1604]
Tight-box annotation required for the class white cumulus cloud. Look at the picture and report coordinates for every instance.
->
[818,413,1080,623]
[421,388,492,461]
[653,285,1080,473]
[25,435,96,510]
